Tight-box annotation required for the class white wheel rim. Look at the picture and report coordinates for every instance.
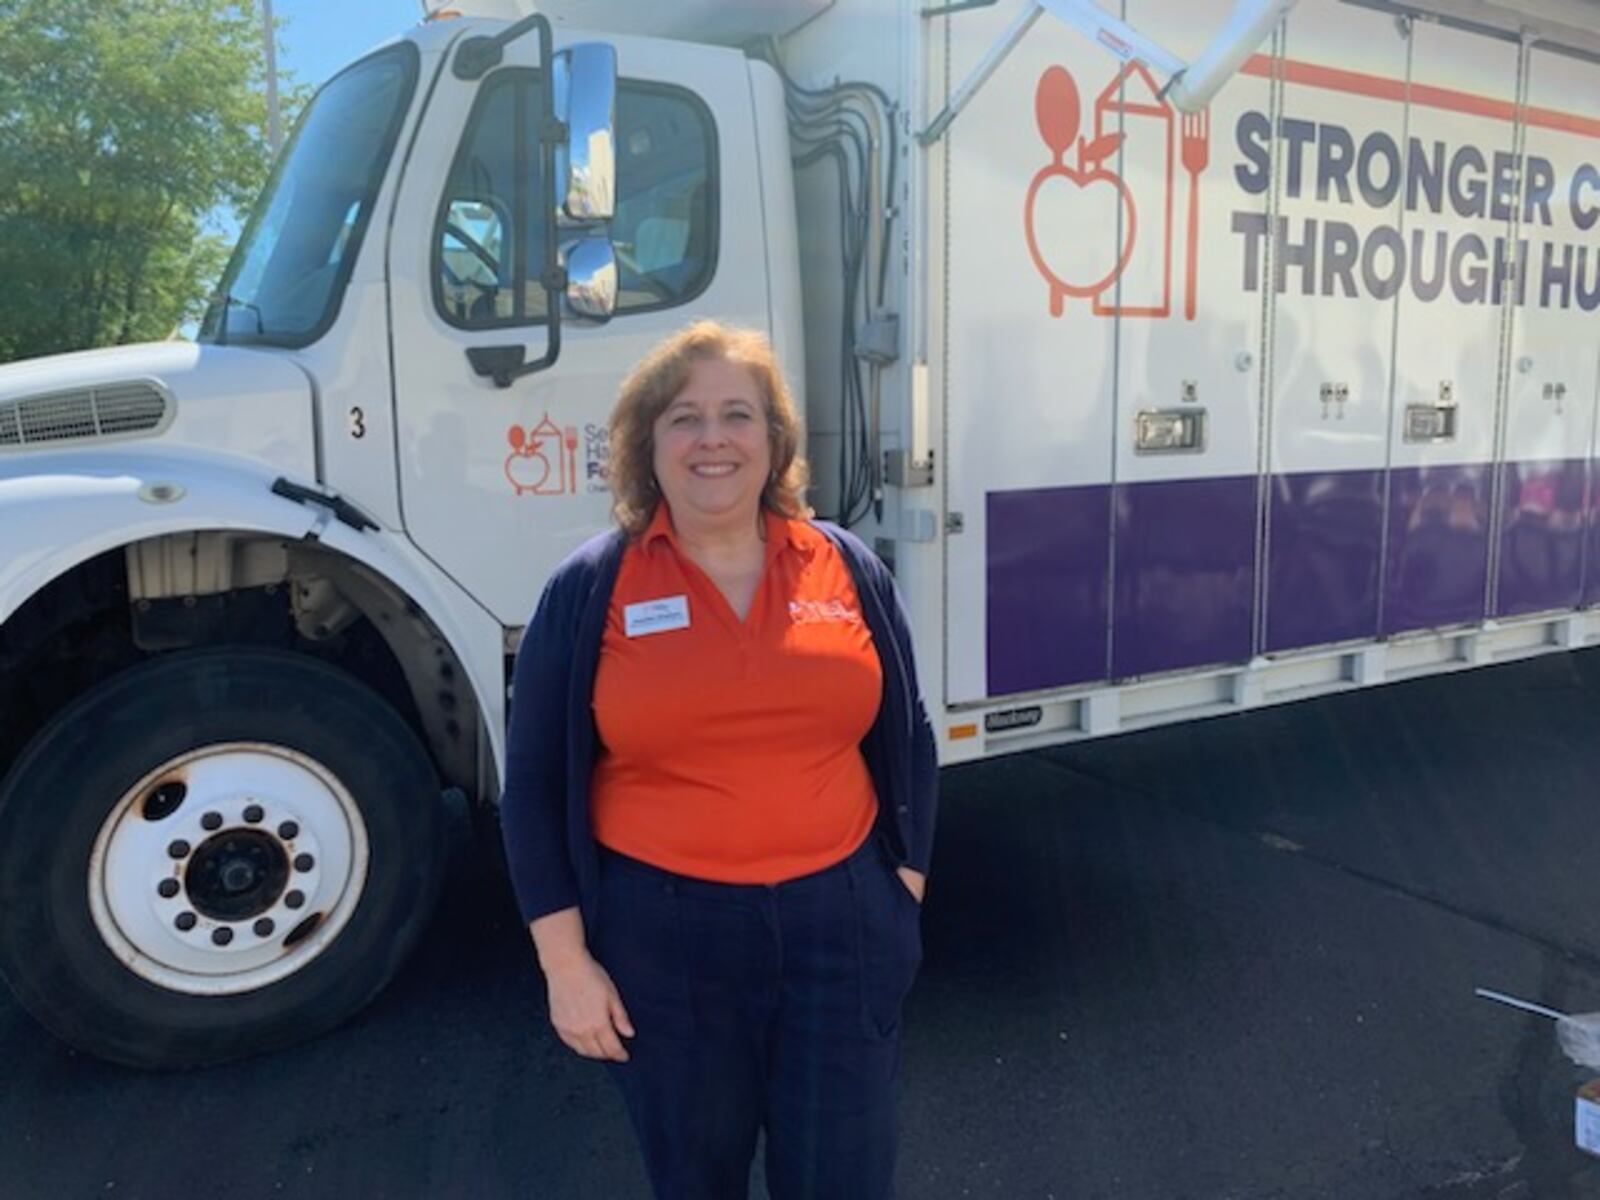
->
[88,743,370,997]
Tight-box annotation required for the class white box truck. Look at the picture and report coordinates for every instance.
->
[0,0,1596,1066]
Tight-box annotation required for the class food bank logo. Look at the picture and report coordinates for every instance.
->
[788,598,861,625]
[1024,63,1210,320]
[505,413,577,496]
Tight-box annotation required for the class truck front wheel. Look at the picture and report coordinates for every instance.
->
[0,648,445,1068]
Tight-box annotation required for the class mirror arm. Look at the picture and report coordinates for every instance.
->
[453,12,549,81]
[458,12,569,387]
[470,267,568,393]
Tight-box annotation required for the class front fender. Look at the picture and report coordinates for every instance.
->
[0,446,507,772]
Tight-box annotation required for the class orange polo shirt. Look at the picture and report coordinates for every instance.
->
[590,505,882,883]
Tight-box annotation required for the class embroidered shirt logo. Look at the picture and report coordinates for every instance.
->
[788,598,860,625]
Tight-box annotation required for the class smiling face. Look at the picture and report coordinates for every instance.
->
[651,355,773,536]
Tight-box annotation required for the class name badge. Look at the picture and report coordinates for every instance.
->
[624,595,690,638]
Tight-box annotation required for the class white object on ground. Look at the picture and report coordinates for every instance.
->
[1476,988,1600,1070]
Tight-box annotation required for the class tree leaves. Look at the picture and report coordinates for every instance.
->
[0,0,279,361]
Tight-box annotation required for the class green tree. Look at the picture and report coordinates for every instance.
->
[0,0,278,363]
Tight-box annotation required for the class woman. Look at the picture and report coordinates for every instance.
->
[499,320,938,1200]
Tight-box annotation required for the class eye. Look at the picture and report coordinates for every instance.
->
[670,411,697,427]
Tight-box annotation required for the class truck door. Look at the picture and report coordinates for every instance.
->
[386,33,770,624]
[1261,1,1409,653]
[1382,22,1519,635]
[942,3,1122,705]
[1494,46,1600,618]
[1110,0,1270,680]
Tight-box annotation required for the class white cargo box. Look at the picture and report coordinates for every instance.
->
[426,0,836,44]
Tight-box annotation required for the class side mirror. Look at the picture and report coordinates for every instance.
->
[554,44,617,222]
[563,237,617,325]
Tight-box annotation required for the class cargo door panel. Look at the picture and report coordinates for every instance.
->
[1110,0,1271,681]
[941,1,1123,705]
[1383,22,1519,635]
[1496,47,1600,617]
[1263,1,1410,653]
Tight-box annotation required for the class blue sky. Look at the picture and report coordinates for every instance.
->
[203,2,420,251]
[189,1,421,334]
[273,0,422,89]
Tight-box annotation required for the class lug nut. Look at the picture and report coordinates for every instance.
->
[278,821,299,840]
[212,927,233,946]
[285,890,305,910]
[201,812,223,831]
[293,853,315,873]
[167,840,191,860]
[175,912,197,931]
[253,918,275,938]
[243,804,264,824]
[157,878,180,899]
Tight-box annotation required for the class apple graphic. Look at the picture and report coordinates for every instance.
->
[1024,66,1137,316]
[504,425,553,496]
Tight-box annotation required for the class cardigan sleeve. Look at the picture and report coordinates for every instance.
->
[499,573,583,925]
[875,555,940,874]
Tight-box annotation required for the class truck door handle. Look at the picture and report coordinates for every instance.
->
[1134,408,1207,454]
[1403,381,1458,444]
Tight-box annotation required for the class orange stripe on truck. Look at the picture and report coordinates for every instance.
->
[1240,54,1600,141]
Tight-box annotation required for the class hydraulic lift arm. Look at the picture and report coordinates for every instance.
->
[920,0,1299,144]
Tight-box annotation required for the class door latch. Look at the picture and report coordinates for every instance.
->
[1134,408,1207,454]
[1404,381,1458,443]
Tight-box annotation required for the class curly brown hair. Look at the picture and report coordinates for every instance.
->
[608,320,811,537]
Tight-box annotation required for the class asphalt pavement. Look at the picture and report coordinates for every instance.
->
[10,649,1600,1198]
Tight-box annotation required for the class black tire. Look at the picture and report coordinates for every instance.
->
[0,647,445,1069]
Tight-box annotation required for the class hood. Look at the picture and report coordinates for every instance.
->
[0,342,318,482]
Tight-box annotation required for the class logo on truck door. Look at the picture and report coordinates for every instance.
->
[504,415,612,496]
[505,414,578,496]
[1024,63,1210,321]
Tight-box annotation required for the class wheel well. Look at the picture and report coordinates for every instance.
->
[0,534,488,800]
[0,548,139,770]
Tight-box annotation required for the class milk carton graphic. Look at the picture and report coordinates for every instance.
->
[1093,62,1174,318]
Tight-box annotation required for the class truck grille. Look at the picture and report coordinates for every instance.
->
[0,382,170,448]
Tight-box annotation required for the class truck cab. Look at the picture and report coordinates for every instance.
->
[198,14,800,624]
[0,3,805,1068]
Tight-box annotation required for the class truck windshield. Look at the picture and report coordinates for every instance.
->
[200,44,419,348]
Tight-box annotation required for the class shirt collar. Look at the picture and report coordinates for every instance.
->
[642,503,806,563]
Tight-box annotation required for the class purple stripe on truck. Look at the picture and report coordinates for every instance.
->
[1111,475,1256,680]
[984,459,1587,698]
[986,485,1111,696]
[1497,458,1588,617]
[1587,472,1600,610]
[1265,469,1385,652]
[1382,463,1492,635]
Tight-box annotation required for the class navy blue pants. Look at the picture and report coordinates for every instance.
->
[592,834,922,1200]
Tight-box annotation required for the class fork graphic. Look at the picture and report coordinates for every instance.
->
[1181,108,1210,322]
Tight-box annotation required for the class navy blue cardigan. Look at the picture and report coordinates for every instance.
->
[498,520,939,930]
